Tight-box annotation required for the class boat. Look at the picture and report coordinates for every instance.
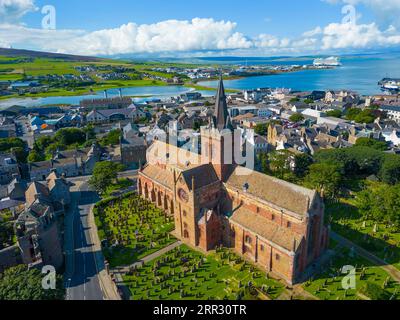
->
[378,78,400,92]
[313,57,342,67]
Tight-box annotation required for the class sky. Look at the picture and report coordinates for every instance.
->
[1,0,400,57]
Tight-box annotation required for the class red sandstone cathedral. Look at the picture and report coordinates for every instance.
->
[137,77,329,285]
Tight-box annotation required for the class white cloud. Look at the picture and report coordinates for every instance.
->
[325,0,400,27]
[321,21,400,50]
[0,0,37,22]
[49,18,253,56]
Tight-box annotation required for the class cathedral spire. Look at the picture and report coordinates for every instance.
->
[213,73,232,131]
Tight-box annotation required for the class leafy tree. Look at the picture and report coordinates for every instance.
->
[267,150,295,180]
[0,265,65,300]
[289,113,305,123]
[294,153,313,178]
[34,135,54,152]
[379,154,400,185]
[100,129,121,146]
[10,147,28,163]
[254,123,269,136]
[304,98,314,104]
[326,110,342,118]
[355,138,388,151]
[304,163,342,199]
[289,97,300,103]
[0,137,26,153]
[356,183,400,227]
[27,150,45,163]
[89,161,125,194]
[346,108,377,124]
[54,128,86,146]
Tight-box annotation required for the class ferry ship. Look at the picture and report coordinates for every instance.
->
[313,56,342,67]
[379,78,400,92]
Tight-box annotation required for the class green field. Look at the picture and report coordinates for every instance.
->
[94,194,176,268]
[123,245,285,300]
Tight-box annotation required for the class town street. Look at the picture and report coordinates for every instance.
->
[64,180,104,300]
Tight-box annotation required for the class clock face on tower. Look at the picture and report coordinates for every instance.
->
[178,188,189,203]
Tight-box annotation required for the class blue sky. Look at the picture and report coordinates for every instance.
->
[1,0,400,57]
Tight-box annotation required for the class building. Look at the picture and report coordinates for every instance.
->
[29,144,101,181]
[15,172,68,270]
[86,108,138,123]
[379,105,400,123]
[120,123,147,168]
[0,154,20,185]
[138,77,329,285]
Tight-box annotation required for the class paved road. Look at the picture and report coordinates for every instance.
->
[65,182,104,300]
[66,170,138,184]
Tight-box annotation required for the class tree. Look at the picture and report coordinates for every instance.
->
[356,183,400,227]
[100,129,121,146]
[379,154,400,185]
[289,113,305,123]
[0,137,26,153]
[304,98,314,104]
[34,135,54,152]
[0,265,65,300]
[89,161,125,194]
[345,108,377,124]
[54,128,86,146]
[267,150,295,180]
[304,163,342,199]
[294,153,313,178]
[27,150,45,163]
[326,110,342,118]
[254,123,269,136]
[355,138,388,151]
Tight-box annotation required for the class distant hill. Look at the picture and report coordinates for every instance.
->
[0,47,101,62]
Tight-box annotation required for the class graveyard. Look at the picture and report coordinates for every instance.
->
[327,200,400,271]
[123,245,286,300]
[302,242,400,300]
[93,193,176,268]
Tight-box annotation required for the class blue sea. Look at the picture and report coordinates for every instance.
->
[1,52,400,109]
[197,53,400,95]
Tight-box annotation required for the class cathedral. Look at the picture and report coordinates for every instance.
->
[137,77,329,285]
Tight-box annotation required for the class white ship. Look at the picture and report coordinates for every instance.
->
[313,56,342,67]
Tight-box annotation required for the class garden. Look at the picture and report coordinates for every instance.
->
[94,193,176,268]
[303,242,400,300]
[123,245,285,300]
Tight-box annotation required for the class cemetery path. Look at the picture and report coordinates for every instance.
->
[331,231,400,284]
[110,240,182,300]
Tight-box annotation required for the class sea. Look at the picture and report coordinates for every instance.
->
[1,52,400,109]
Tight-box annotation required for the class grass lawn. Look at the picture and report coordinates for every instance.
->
[102,178,135,198]
[123,245,285,300]
[94,194,176,268]
[303,242,400,300]
[327,199,400,270]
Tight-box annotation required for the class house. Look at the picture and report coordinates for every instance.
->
[120,124,147,168]
[15,172,67,270]
[86,108,138,123]
[0,154,20,185]
[29,144,101,181]
[379,105,400,123]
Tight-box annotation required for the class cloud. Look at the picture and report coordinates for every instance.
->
[321,21,400,50]
[50,18,253,56]
[325,0,400,28]
[0,0,37,22]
